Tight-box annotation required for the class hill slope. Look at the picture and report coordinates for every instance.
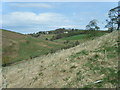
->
[2,29,65,66]
[2,31,119,88]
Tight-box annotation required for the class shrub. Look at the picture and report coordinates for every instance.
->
[45,38,48,40]
[74,40,80,46]
[2,56,11,66]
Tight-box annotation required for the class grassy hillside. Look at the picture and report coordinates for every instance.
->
[3,31,119,88]
[2,29,65,66]
[2,29,108,66]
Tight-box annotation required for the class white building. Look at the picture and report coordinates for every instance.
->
[64,31,68,34]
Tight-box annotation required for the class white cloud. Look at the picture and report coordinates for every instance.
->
[3,11,102,33]
[3,12,70,26]
[9,3,53,8]
[2,12,73,33]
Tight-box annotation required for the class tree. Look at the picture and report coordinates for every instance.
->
[106,2,120,30]
[86,19,100,30]
[105,19,115,32]
[86,25,91,30]
[95,26,100,30]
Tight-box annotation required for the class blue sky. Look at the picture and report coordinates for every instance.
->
[1,2,118,33]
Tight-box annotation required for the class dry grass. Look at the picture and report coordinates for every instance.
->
[2,31,119,88]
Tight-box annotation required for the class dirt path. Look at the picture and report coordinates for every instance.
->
[2,31,118,88]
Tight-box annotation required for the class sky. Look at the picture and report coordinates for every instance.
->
[0,1,118,34]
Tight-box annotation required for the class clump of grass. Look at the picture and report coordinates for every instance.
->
[63,77,70,81]
[76,75,84,81]
[88,54,100,62]
[84,60,93,69]
[76,71,81,75]
[103,46,118,59]
[80,50,89,55]
[94,54,100,59]
[92,66,101,73]
[107,53,117,59]
[38,72,43,76]
[63,71,84,87]
[76,71,84,81]
[33,77,38,82]
[70,65,77,69]
[70,50,89,59]
[60,69,66,72]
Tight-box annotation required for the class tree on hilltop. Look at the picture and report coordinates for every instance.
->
[86,19,100,30]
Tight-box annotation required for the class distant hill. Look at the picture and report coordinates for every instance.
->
[2,29,65,66]
[29,28,109,41]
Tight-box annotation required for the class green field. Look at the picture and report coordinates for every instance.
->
[59,34,89,40]
[55,32,107,44]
